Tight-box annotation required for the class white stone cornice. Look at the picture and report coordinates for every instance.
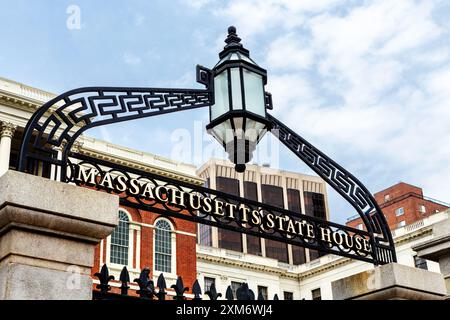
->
[196,252,300,279]
[0,122,17,138]
[78,147,204,185]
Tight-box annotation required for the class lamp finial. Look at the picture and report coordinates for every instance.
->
[224,26,242,47]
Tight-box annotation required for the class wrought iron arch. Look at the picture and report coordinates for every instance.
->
[18,61,396,267]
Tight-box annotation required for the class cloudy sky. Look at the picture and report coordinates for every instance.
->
[1,0,450,223]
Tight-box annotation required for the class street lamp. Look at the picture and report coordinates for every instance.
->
[206,26,271,173]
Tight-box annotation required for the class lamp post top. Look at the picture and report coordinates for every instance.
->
[219,26,250,59]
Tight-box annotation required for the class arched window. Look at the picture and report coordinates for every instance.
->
[110,210,130,266]
[154,219,173,273]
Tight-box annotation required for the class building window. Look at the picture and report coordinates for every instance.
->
[110,210,130,266]
[384,194,390,202]
[247,235,262,256]
[304,192,326,220]
[419,205,426,214]
[198,223,212,246]
[244,181,262,256]
[309,249,322,261]
[414,256,428,270]
[204,277,216,292]
[292,246,306,265]
[395,207,404,216]
[262,184,289,263]
[257,286,268,300]
[311,288,321,300]
[261,184,284,207]
[198,178,212,246]
[284,291,293,300]
[231,281,242,299]
[154,219,173,273]
[287,188,302,214]
[397,220,406,228]
[217,177,243,252]
[356,223,363,230]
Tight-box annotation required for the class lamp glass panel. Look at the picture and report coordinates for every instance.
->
[245,118,266,143]
[212,119,234,144]
[232,117,244,139]
[211,70,229,120]
[243,69,265,117]
[231,68,243,110]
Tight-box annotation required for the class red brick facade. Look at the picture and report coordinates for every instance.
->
[347,182,449,231]
[91,202,197,295]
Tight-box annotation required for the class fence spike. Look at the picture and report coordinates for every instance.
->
[156,273,167,300]
[94,264,114,294]
[249,289,255,300]
[134,267,155,299]
[205,282,222,300]
[257,291,265,300]
[119,266,130,296]
[225,285,234,300]
[171,276,188,300]
[192,279,202,300]
[237,283,254,300]
[273,294,279,300]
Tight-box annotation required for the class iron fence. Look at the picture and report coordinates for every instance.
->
[93,264,280,301]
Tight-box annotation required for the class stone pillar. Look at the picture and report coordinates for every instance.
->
[331,263,447,300]
[0,170,119,300]
[413,219,450,294]
[0,122,17,176]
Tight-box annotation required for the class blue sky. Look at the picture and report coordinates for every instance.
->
[1,0,450,224]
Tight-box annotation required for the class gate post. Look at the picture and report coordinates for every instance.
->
[413,218,450,295]
[331,263,447,300]
[0,170,119,300]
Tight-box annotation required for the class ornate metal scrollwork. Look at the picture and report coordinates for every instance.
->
[268,114,396,265]
[18,84,212,179]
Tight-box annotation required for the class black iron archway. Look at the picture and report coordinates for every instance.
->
[17,28,396,266]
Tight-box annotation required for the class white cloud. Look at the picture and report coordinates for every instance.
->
[182,0,216,10]
[134,14,146,27]
[123,52,142,66]
[265,33,314,71]
[202,0,450,222]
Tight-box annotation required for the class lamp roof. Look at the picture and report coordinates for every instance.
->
[216,26,260,67]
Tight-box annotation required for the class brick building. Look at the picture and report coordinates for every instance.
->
[347,182,449,231]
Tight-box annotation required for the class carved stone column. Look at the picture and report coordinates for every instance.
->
[0,122,17,176]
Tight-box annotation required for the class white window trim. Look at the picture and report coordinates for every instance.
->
[395,207,404,216]
[153,218,177,280]
[106,208,140,274]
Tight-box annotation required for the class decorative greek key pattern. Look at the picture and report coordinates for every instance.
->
[18,87,211,174]
[268,114,396,265]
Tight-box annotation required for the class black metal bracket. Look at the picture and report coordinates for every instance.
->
[18,85,212,180]
[268,114,396,265]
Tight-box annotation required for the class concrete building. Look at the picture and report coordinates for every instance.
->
[196,158,330,299]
